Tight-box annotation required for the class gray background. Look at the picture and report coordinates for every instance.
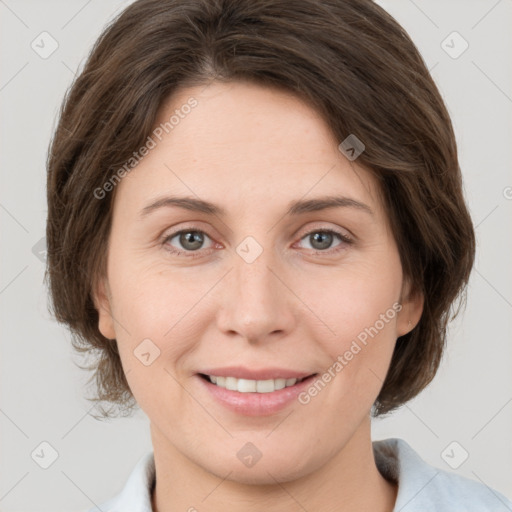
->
[0,0,511,510]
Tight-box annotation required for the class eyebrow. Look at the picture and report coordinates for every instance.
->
[139,194,373,218]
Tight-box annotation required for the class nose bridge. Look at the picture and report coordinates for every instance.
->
[217,235,295,342]
[235,244,276,304]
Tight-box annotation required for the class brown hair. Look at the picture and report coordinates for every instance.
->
[45,0,475,418]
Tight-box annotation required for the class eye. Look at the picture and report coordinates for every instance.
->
[296,228,353,254]
[161,226,353,259]
[162,228,215,257]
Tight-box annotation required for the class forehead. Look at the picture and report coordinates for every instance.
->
[116,80,381,216]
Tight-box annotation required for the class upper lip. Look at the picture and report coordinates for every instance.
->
[198,366,316,380]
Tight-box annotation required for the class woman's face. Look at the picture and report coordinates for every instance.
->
[95,80,421,483]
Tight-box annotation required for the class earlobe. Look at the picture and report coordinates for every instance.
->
[92,277,116,340]
[397,280,424,337]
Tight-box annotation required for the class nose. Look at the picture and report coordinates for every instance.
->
[216,243,296,344]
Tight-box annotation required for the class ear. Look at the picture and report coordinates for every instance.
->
[92,276,116,340]
[396,277,424,337]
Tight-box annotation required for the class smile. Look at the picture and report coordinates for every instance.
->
[203,375,308,393]
[196,367,319,415]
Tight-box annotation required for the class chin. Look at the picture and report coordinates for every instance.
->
[199,450,317,485]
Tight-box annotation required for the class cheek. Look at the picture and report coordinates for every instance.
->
[299,259,402,348]
[294,257,402,409]
[108,249,208,336]
[105,254,207,385]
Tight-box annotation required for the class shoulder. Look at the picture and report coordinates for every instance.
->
[373,437,512,512]
[85,451,155,512]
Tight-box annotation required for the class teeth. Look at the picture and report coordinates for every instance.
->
[206,375,302,393]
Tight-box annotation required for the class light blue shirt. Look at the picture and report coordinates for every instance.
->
[87,437,512,511]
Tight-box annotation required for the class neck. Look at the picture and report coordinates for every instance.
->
[150,416,397,512]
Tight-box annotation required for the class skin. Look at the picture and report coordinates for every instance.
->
[94,80,423,512]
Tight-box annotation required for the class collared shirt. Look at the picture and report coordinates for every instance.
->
[88,437,512,511]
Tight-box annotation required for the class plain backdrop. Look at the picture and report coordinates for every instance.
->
[1,0,511,510]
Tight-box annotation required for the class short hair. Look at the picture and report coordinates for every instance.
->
[45,0,475,418]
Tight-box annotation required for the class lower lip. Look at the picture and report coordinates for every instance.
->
[197,374,317,416]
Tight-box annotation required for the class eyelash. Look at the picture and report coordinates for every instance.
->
[161,226,354,259]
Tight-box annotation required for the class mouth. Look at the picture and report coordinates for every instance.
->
[196,370,319,416]
[198,373,315,393]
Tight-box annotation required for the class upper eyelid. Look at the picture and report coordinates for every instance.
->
[300,225,352,238]
[162,223,351,239]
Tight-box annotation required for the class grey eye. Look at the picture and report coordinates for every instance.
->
[299,230,344,251]
[309,232,334,250]
[166,230,213,252]
[179,231,204,250]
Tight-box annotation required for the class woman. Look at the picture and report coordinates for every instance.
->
[45,0,512,510]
